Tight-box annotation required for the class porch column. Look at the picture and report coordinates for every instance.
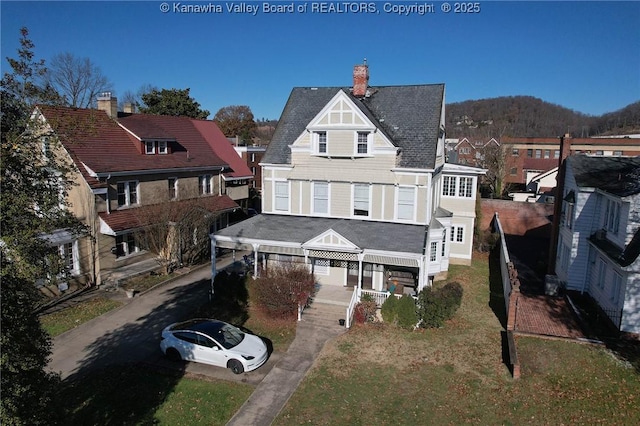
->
[417,255,427,292]
[252,243,260,277]
[357,253,364,289]
[210,238,217,300]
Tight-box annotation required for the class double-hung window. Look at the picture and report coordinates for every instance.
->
[145,141,155,154]
[604,198,620,234]
[317,132,327,154]
[117,181,138,207]
[116,233,138,258]
[356,132,368,154]
[313,182,329,215]
[397,187,415,221]
[168,177,177,200]
[199,175,212,195]
[58,241,79,275]
[353,184,369,217]
[430,241,438,262]
[450,226,464,243]
[158,141,168,154]
[274,181,289,211]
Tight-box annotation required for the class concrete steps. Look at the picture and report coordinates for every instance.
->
[300,301,348,330]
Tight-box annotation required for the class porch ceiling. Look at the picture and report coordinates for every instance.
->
[363,254,419,268]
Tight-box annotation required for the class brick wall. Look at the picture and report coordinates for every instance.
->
[481,199,554,237]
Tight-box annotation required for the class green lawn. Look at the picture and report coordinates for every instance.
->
[275,253,640,425]
[40,297,123,337]
[60,365,253,425]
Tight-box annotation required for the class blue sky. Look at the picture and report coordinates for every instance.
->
[2,1,639,120]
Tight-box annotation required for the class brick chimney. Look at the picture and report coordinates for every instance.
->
[352,61,369,97]
[547,133,572,275]
[97,92,118,118]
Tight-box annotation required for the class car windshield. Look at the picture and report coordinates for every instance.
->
[214,324,245,349]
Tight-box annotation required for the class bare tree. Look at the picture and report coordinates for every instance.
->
[477,143,516,198]
[44,52,111,108]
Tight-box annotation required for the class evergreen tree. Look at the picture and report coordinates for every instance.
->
[139,87,210,119]
[1,27,75,425]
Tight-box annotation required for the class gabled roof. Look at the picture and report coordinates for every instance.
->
[567,155,640,197]
[191,120,253,180]
[264,84,445,169]
[38,106,228,181]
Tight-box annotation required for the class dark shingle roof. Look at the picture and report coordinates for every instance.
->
[568,155,640,197]
[215,214,427,254]
[263,84,444,169]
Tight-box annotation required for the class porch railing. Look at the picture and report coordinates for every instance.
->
[345,287,360,328]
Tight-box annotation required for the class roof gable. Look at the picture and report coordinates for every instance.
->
[264,84,445,169]
[302,228,360,252]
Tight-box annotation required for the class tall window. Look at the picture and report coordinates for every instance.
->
[544,149,550,159]
[527,149,533,158]
[430,241,438,262]
[168,177,177,200]
[313,182,329,214]
[199,175,212,195]
[356,132,368,154]
[535,149,541,158]
[274,181,289,211]
[459,177,473,197]
[353,184,369,217]
[158,141,168,154]
[117,181,138,206]
[317,132,327,154]
[441,234,446,257]
[145,141,155,154]
[397,187,415,220]
[604,198,620,234]
[443,176,456,196]
[58,241,79,275]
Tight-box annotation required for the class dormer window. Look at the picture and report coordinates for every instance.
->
[356,132,369,154]
[145,140,169,155]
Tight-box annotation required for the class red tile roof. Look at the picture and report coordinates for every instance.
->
[191,120,253,179]
[38,106,227,179]
[98,195,239,233]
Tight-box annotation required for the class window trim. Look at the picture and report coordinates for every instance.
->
[168,177,178,200]
[352,183,371,218]
[158,141,168,154]
[430,241,438,262]
[315,131,327,154]
[274,181,290,212]
[145,140,155,154]
[354,131,370,156]
[396,186,416,221]
[312,181,329,215]
[199,174,213,195]
[117,180,139,207]
[450,225,465,244]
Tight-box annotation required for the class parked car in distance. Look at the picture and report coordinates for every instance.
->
[160,319,268,374]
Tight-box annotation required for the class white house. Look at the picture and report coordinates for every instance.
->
[212,64,484,309]
[556,155,640,333]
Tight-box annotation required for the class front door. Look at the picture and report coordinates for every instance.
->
[346,262,372,289]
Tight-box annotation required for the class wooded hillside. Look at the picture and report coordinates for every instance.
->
[446,96,640,139]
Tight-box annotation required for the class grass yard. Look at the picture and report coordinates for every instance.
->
[40,297,123,337]
[276,253,640,425]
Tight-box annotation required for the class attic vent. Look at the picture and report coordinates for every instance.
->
[310,87,318,91]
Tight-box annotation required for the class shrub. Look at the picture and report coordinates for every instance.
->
[396,295,418,330]
[381,294,399,324]
[416,282,464,328]
[250,263,316,319]
[354,295,377,324]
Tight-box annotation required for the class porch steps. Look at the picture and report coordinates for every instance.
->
[300,302,348,330]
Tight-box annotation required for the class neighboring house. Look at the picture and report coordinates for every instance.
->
[231,141,267,211]
[502,136,640,188]
[446,137,499,166]
[36,95,242,286]
[555,155,640,333]
[213,64,485,306]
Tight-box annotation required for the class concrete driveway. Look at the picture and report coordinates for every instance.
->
[48,253,266,381]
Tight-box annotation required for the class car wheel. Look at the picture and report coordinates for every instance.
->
[228,359,244,374]
[165,348,182,362]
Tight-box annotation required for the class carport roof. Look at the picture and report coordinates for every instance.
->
[214,214,428,255]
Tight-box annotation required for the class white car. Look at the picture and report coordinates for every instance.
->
[160,319,269,374]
